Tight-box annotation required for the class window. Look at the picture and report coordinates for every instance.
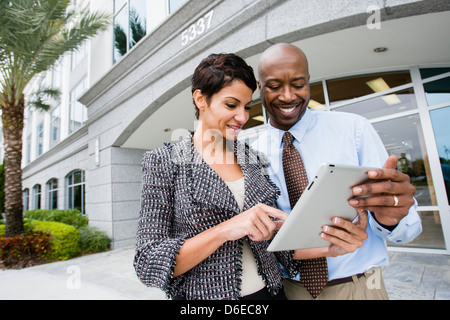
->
[420,68,450,79]
[67,170,85,215]
[71,42,87,70]
[52,61,63,89]
[169,0,187,13]
[373,114,435,207]
[32,184,41,210]
[309,82,326,110]
[423,76,450,107]
[23,189,29,211]
[326,71,412,105]
[47,178,58,210]
[242,103,264,130]
[430,106,450,205]
[334,88,417,120]
[26,134,31,164]
[69,77,88,134]
[49,106,61,148]
[36,122,44,157]
[113,0,147,64]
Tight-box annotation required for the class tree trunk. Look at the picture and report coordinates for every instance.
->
[2,95,25,237]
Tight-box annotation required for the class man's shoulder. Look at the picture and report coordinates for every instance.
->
[250,127,271,154]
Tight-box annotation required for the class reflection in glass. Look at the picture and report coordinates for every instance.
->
[327,71,411,104]
[420,68,450,79]
[308,82,326,110]
[372,115,435,206]
[113,5,128,63]
[389,211,445,249]
[113,0,147,64]
[129,0,147,49]
[430,106,450,204]
[243,103,264,130]
[333,88,416,120]
[423,77,450,106]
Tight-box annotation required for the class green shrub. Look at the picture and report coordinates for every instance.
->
[78,226,111,253]
[24,209,88,229]
[27,220,81,260]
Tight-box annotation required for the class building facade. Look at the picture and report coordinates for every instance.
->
[19,0,450,252]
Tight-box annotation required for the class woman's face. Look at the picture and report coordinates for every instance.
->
[195,80,253,141]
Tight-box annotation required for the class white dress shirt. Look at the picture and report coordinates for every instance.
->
[252,108,422,281]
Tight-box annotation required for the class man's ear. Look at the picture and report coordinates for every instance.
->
[257,81,261,93]
[193,89,207,112]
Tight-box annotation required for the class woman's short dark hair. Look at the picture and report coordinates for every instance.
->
[191,53,257,119]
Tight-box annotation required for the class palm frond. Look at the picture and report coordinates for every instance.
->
[0,0,111,108]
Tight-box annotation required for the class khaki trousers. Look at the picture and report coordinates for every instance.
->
[283,267,389,300]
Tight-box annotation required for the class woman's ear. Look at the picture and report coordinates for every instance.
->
[193,89,207,113]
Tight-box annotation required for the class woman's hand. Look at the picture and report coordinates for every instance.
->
[218,203,287,242]
[174,203,286,277]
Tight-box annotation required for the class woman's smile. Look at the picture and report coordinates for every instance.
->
[226,124,244,134]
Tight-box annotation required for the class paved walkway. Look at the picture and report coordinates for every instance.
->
[382,250,450,300]
[0,246,449,300]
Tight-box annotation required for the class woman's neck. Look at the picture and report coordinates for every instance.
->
[193,125,236,166]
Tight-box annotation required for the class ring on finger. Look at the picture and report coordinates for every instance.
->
[392,195,399,207]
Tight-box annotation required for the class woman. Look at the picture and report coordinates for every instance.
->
[134,53,299,300]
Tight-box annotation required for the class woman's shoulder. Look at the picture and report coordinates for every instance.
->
[142,135,193,167]
[142,143,172,164]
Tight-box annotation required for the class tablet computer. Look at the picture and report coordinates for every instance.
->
[267,163,377,251]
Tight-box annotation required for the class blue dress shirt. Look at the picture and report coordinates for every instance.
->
[252,108,422,281]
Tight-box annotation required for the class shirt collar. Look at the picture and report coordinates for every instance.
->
[268,108,313,147]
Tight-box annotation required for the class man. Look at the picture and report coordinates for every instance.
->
[253,43,422,299]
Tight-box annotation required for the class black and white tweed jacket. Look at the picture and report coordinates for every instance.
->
[134,134,299,300]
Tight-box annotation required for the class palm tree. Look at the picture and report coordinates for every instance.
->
[0,0,110,237]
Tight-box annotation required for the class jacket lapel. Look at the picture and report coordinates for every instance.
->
[176,135,279,217]
[179,136,240,217]
[235,140,280,211]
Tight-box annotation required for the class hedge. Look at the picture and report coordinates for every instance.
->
[24,209,88,229]
[26,219,81,261]
[78,226,111,253]
[1,210,111,267]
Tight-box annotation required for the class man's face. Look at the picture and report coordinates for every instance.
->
[258,48,310,131]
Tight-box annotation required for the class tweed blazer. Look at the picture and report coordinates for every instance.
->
[134,134,299,300]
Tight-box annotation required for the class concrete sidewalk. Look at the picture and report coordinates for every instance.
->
[0,246,167,300]
[0,246,449,300]
[382,250,450,300]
